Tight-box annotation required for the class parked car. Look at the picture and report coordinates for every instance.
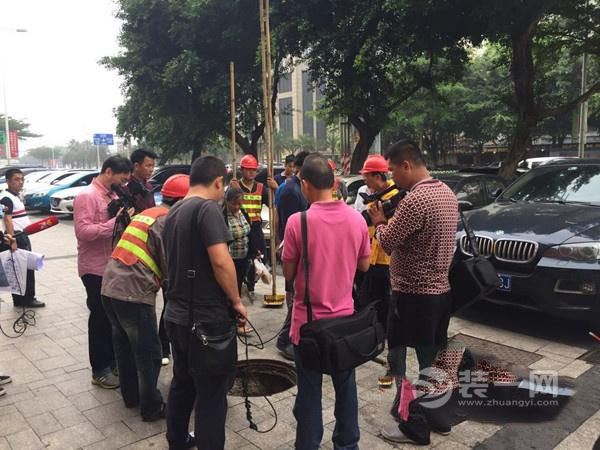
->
[343,172,507,210]
[149,165,191,204]
[517,156,577,171]
[25,171,98,212]
[455,159,600,323]
[50,185,87,215]
[0,168,53,191]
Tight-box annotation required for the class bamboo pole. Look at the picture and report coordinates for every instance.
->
[230,62,237,171]
[259,0,282,305]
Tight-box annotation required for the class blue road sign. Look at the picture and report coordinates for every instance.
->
[93,133,114,146]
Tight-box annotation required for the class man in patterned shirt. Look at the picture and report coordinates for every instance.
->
[368,139,458,444]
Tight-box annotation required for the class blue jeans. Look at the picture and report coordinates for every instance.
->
[102,296,163,418]
[293,347,360,450]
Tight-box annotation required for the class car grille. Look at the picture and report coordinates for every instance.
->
[494,239,538,263]
[460,235,538,263]
[460,234,494,257]
[51,198,60,208]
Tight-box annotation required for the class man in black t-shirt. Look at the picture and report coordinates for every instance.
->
[162,156,247,450]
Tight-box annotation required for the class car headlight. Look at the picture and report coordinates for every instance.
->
[543,242,600,262]
[64,196,75,201]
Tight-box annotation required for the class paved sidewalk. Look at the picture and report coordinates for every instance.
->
[0,221,597,449]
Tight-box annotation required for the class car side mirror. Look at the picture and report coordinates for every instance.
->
[458,201,473,212]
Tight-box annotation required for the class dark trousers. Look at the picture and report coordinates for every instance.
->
[102,296,163,417]
[293,347,360,450]
[233,257,249,295]
[12,234,36,305]
[158,290,170,357]
[165,321,232,450]
[81,274,114,376]
[276,285,293,349]
[246,222,265,292]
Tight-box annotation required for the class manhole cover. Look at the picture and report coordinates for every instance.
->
[229,359,296,397]
[450,334,542,367]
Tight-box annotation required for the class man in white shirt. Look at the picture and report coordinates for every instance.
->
[0,169,44,308]
[353,184,372,213]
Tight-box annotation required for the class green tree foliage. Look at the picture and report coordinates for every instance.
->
[0,115,41,140]
[62,140,109,169]
[477,0,600,178]
[26,146,64,165]
[273,0,487,172]
[104,0,282,160]
[384,45,514,166]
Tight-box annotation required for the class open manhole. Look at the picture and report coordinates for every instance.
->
[229,359,297,397]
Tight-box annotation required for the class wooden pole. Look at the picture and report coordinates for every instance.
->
[230,62,237,170]
[259,0,280,302]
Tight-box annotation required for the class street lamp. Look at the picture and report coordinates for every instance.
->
[2,28,28,166]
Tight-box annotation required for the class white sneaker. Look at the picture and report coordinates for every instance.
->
[161,357,170,366]
[380,424,416,444]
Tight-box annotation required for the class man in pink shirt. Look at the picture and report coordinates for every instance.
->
[74,156,133,389]
[282,154,371,450]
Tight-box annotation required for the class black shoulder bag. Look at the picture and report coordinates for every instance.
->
[296,211,385,375]
[186,199,237,375]
[449,209,500,313]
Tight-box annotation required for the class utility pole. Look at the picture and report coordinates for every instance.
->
[578,53,588,159]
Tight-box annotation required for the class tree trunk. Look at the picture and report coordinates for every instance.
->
[349,116,378,173]
[500,21,539,180]
[500,124,532,179]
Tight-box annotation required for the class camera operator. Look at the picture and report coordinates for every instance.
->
[355,155,399,388]
[127,149,158,213]
[74,156,133,390]
[367,140,458,444]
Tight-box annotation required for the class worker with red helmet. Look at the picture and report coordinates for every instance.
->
[229,154,278,301]
[356,155,400,388]
[100,174,190,423]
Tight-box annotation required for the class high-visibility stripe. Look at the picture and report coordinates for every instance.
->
[242,204,262,210]
[115,240,162,278]
[131,215,158,226]
[244,195,262,201]
[123,226,149,243]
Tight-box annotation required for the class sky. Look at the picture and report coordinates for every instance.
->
[3,0,124,153]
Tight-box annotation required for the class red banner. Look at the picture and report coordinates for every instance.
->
[0,130,19,158]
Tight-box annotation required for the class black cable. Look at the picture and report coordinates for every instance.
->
[0,253,36,338]
[238,317,279,434]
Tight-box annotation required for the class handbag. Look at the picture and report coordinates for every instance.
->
[449,209,500,313]
[186,199,237,375]
[296,211,385,375]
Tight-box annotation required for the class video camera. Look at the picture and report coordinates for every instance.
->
[107,184,136,219]
[360,184,407,226]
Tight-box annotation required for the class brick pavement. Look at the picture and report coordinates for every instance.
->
[0,220,597,449]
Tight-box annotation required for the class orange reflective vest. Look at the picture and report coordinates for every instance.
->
[241,182,263,223]
[111,206,168,279]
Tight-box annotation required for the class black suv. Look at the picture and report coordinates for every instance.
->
[456,159,600,323]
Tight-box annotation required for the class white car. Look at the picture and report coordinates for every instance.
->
[50,185,87,215]
[24,170,80,195]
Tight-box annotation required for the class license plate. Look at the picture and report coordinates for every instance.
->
[497,273,512,292]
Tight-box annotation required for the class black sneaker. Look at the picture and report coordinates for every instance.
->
[14,298,45,308]
[276,343,294,361]
[142,402,166,422]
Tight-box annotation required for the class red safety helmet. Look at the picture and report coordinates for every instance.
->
[360,155,388,174]
[240,154,259,169]
[161,174,190,199]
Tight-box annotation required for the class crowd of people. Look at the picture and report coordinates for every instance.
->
[1,139,459,449]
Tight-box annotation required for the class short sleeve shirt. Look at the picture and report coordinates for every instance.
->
[282,201,371,345]
[163,197,233,326]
